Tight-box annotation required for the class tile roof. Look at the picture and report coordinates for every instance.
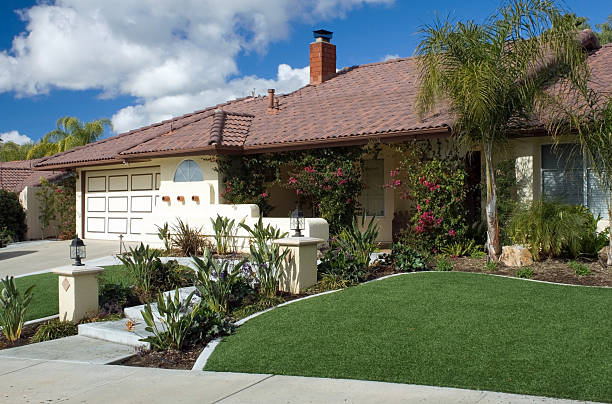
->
[34,38,612,170]
[0,159,65,193]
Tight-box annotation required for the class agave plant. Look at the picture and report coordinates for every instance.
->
[0,276,34,343]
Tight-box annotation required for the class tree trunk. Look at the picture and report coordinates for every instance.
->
[484,140,501,260]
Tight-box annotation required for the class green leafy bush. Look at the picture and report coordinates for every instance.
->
[0,190,26,242]
[240,217,287,250]
[98,283,139,314]
[31,320,77,343]
[441,240,481,257]
[0,276,34,342]
[118,243,161,299]
[568,261,591,276]
[509,201,600,260]
[516,266,534,279]
[484,260,497,272]
[0,226,15,248]
[391,243,427,272]
[211,215,241,255]
[171,219,207,256]
[140,289,199,350]
[434,256,453,272]
[193,249,249,314]
[335,214,379,273]
[250,241,290,298]
[318,247,366,284]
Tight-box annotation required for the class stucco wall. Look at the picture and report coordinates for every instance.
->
[20,186,59,240]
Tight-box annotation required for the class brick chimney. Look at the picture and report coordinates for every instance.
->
[310,29,336,85]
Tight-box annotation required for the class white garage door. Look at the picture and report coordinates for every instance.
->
[84,167,161,240]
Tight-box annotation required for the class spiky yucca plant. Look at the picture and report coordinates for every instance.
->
[0,276,34,343]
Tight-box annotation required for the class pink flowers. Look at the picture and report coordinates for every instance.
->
[390,169,399,177]
[448,229,456,237]
[338,179,347,185]
[336,168,344,177]
[322,184,332,191]
[288,177,297,185]
[346,198,351,204]
[296,189,302,195]
[394,179,401,186]
[425,198,430,204]
[260,192,269,198]
[415,211,441,233]
[304,166,316,173]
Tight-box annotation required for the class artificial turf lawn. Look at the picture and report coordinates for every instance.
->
[15,265,131,321]
[206,272,612,402]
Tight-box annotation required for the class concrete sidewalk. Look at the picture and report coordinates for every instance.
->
[0,357,593,403]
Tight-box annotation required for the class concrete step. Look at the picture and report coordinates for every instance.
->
[123,286,200,323]
[78,319,155,349]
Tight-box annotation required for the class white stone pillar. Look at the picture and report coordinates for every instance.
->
[272,237,323,294]
[52,265,103,322]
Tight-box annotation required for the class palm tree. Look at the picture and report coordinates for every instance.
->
[415,0,590,259]
[43,117,112,153]
[0,141,34,162]
[25,141,59,160]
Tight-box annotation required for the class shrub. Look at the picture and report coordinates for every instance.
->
[31,320,77,343]
[140,289,199,351]
[318,247,366,284]
[441,240,481,257]
[240,217,287,250]
[0,226,15,248]
[516,266,534,279]
[171,219,206,257]
[0,276,34,342]
[117,243,162,299]
[193,249,249,314]
[391,243,427,272]
[434,256,453,272]
[509,201,598,260]
[98,283,139,314]
[568,261,591,276]
[0,189,26,242]
[211,215,242,255]
[184,309,234,347]
[335,214,379,273]
[250,241,291,298]
[484,260,497,272]
[149,259,193,292]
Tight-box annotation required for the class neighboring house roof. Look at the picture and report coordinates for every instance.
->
[34,38,612,170]
[0,159,65,193]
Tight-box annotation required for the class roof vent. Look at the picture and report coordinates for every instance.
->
[313,29,333,43]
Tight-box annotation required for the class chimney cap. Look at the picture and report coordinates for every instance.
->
[313,29,333,42]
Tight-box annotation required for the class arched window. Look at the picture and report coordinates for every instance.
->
[173,159,203,182]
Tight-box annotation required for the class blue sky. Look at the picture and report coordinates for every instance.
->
[0,0,610,144]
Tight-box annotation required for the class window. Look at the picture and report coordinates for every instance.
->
[541,144,609,219]
[173,160,203,182]
[360,159,385,216]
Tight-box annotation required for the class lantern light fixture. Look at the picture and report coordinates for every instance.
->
[70,237,86,266]
[290,205,305,237]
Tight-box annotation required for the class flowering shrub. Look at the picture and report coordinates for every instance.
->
[37,176,76,239]
[387,150,469,254]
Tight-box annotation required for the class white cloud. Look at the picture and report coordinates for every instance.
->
[1,0,393,133]
[0,130,33,145]
[382,54,400,61]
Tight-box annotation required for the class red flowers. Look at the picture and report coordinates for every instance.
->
[338,179,347,185]
[288,177,297,185]
[336,168,344,177]
[260,192,269,198]
[390,169,399,177]
[415,211,441,234]
[304,166,316,173]
[448,229,456,237]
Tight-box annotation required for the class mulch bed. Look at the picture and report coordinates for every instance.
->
[448,256,611,287]
[119,344,205,370]
[0,321,43,350]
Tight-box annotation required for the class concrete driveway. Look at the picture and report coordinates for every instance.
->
[0,239,140,278]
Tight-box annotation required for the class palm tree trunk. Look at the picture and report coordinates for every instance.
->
[484,139,501,260]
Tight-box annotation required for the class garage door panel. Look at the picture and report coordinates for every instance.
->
[88,176,106,192]
[108,218,128,234]
[108,175,128,191]
[108,196,129,212]
[87,217,105,233]
[131,196,152,213]
[87,197,106,212]
[131,174,153,191]
[130,218,143,234]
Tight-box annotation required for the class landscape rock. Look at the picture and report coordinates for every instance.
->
[500,245,533,267]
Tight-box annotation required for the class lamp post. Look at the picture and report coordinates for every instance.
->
[290,205,305,237]
[70,237,86,266]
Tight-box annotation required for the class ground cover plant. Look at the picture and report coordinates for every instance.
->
[206,272,612,402]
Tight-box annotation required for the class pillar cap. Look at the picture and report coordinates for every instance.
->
[52,265,104,276]
[272,237,324,246]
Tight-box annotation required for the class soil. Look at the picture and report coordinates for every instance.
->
[119,344,205,370]
[0,321,42,350]
[443,256,612,287]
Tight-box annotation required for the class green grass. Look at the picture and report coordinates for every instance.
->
[14,265,133,321]
[206,272,612,402]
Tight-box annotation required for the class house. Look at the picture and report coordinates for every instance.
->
[0,158,67,239]
[32,29,612,245]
